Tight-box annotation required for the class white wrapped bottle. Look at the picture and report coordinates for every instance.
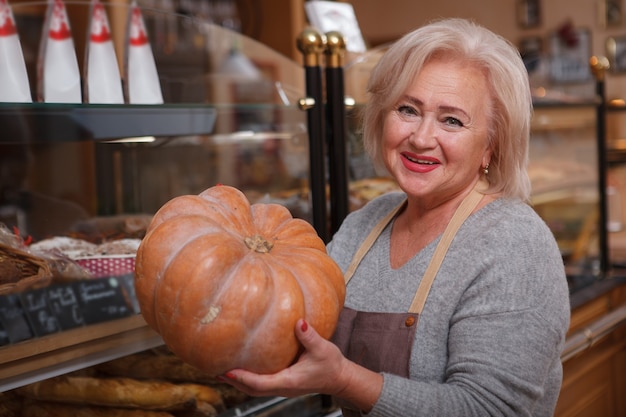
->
[125,1,163,104]
[0,0,31,102]
[84,0,124,104]
[38,0,81,103]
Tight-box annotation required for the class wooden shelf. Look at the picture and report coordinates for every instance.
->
[0,314,163,392]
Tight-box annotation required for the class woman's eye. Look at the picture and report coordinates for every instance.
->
[443,116,463,127]
[397,105,417,116]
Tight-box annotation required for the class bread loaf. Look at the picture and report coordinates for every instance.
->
[15,376,196,411]
[178,384,224,411]
[96,353,216,384]
[211,384,250,408]
[95,352,251,409]
[21,400,175,417]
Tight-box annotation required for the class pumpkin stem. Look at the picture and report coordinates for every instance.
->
[244,235,274,253]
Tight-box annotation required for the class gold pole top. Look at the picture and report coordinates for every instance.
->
[590,56,610,81]
[297,27,326,67]
[325,31,346,68]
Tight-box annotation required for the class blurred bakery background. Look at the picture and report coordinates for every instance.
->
[1,1,626,416]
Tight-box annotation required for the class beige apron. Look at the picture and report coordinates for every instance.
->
[331,186,484,415]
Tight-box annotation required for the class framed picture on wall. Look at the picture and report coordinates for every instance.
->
[517,0,541,28]
[548,28,592,83]
[607,36,626,72]
[601,0,622,27]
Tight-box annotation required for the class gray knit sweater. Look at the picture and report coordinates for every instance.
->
[327,192,570,417]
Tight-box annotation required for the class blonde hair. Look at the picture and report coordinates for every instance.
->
[362,18,532,201]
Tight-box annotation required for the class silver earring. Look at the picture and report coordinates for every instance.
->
[483,163,489,176]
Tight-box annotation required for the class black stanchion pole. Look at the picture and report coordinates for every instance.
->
[325,31,349,236]
[590,56,610,275]
[297,28,328,242]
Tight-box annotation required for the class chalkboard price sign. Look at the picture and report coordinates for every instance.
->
[0,276,138,344]
[73,277,133,325]
[47,284,85,330]
[20,288,62,337]
[0,294,33,344]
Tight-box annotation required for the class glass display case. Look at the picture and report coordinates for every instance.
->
[529,102,602,290]
[0,2,339,416]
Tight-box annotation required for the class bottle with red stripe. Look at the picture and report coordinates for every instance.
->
[84,0,124,104]
[37,0,81,103]
[0,0,31,102]
[124,0,163,104]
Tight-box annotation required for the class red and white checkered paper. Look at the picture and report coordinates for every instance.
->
[76,256,135,278]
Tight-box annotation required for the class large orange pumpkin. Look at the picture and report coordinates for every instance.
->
[134,185,345,376]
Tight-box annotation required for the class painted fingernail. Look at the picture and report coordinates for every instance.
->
[224,372,236,379]
[301,319,308,332]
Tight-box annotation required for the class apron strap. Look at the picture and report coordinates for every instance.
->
[408,187,483,313]
[343,182,486,314]
[343,200,407,284]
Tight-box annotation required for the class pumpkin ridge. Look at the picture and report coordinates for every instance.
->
[199,186,257,235]
[154,233,245,345]
[268,220,327,252]
[136,216,227,331]
[251,204,306,239]
[236,258,303,372]
[148,195,242,234]
[162,284,243,371]
[250,203,294,236]
[188,255,277,374]
[268,249,345,339]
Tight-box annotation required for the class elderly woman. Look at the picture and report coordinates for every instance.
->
[220,18,570,417]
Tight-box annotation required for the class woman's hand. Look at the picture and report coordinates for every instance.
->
[217,319,346,398]
[217,319,383,412]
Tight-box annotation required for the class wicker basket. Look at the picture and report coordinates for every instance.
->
[0,243,53,295]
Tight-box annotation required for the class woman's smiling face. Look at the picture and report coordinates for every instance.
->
[381,57,494,206]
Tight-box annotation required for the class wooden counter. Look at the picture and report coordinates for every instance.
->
[556,277,626,417]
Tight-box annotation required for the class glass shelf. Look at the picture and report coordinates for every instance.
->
[0,103,217,143]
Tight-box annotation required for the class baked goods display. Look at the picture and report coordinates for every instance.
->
[30,236,141,279]
[348,177,401,210]
[3,348,249,417]
[0,180,400,414]
[243,177,401,222]
[0,220,143,296]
